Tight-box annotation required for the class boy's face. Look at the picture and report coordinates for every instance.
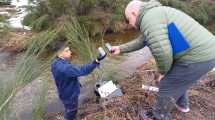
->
[59,47,72,60]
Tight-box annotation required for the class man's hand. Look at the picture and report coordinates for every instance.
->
[157,75,164,82]
[155,74,164,86]
[111,46,121,55]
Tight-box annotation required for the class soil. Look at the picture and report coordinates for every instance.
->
[45,59,215,120]
[0,29,32,53]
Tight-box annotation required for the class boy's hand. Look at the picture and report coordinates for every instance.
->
[96,47,106,63]
[97,53,106,61]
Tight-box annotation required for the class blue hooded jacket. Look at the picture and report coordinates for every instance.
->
[51,57,98,102]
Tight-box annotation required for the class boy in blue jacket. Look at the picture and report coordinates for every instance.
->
[51,42,106,120]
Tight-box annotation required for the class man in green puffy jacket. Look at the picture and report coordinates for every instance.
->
[111,0,215,120]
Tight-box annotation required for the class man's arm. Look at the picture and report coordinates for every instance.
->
[119,34,146,53]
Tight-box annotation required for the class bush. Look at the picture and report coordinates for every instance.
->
[0,15,5,22]
[199,0,215,22]
[31,15,50,31]
[23,12,39,26]
[160,0,215,25]
[23,0,214,35]
[0,0,11,5]
[46,0,73,18]
[77,0,99,15]
[23,0,73,31]
[0,23,11,43]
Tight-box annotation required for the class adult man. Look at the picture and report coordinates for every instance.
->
[111,0,215,119]
[51,42,106,120]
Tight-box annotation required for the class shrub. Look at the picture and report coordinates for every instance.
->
[160,0,215,25]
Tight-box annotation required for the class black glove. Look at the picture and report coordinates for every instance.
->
[97,52,106,61]
[97,47,107,61]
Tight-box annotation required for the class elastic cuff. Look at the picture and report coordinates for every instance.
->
[119,45,125,53]
[93,60,100,65]
[119,45,129,54]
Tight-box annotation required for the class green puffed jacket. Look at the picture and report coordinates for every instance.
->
[120,0,215,74]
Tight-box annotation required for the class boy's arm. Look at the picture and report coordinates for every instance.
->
[61,60,99,78]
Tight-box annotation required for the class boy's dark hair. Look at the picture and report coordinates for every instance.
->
[52,41,67,52]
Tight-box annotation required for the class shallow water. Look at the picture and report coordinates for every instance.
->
[7,0,31,30]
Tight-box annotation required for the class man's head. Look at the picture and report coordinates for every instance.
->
[125,0,145,28]
[54,41,71,60]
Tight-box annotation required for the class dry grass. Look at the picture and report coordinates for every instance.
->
[74,59,215,120]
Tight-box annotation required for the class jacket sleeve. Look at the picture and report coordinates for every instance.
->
[119,34,146,53]
[60,60,98,78]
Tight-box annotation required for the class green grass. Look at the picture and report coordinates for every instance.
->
[0,29,59,119]
[65,18,97,62]
[65,17,105,84]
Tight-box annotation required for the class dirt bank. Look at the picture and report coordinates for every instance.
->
[0,29,32,53]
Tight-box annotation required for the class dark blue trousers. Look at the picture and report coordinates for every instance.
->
[63,96,79,120]
[152,59,215,120]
